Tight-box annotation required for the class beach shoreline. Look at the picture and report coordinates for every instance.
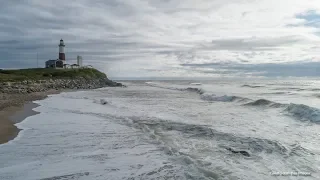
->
[0,90,61,144]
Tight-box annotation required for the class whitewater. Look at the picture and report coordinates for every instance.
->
[1,79,320,180]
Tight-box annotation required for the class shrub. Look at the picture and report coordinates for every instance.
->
[0,68,107,82]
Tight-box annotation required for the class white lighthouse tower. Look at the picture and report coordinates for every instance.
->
[77,55,83,67]
[58,39,66,61]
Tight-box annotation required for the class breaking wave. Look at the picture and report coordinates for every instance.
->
[200,94,244,102]
[244,99,286,108]
[145,81,320,124]
[185,87,204,94]
[145,82,204,95]
[284,104,320,123]
[199,94,320,123]
[244,99,320,123]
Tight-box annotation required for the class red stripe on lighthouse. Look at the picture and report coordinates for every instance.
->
[59,53,65,60]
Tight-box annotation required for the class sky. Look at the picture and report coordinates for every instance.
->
[1,0,320,79]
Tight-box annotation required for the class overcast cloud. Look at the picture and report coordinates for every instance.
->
[1,0,320,78]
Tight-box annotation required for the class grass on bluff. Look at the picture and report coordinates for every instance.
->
[0,68,107,82]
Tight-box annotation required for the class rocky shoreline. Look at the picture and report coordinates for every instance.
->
[0,77,124,94]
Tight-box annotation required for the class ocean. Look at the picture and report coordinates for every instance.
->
[1,79,320,180]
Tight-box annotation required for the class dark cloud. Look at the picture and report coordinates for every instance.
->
[182,61,320,77]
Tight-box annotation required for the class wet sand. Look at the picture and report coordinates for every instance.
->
[0,90,60,144]
[9,102,40,124]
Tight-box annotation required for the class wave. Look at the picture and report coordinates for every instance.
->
[235,97,320,124]
[272,87,306,91]
[73,107,297,157]
[145,82,185,91]
[284,104,320,123]
[145,82,320,124]
[200,94,245,102]
[131,118,314,157]
[244,99,286,108]
[261,92,287,95]
[145,82,204,95]
[114,115,311,157]
[185,87,204,94]
[241,84,265,88]
[145,82,254,103]
[62,100,315,179]
[65,105,303,158]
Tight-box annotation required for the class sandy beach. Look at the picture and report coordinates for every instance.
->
[0,90,60,144]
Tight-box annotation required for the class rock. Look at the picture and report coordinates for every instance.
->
[0,77,125,94]
[226,147,250,157]
[100,99,108,105]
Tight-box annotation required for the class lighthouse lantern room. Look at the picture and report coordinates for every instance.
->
[59,39,66,61]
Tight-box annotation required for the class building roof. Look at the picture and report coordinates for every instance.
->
[46,60,57,62]
[46,59,64,62]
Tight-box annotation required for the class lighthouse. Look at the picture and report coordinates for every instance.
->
[58,39,66,61]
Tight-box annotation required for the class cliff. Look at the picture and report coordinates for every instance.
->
[0,68,124,94]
